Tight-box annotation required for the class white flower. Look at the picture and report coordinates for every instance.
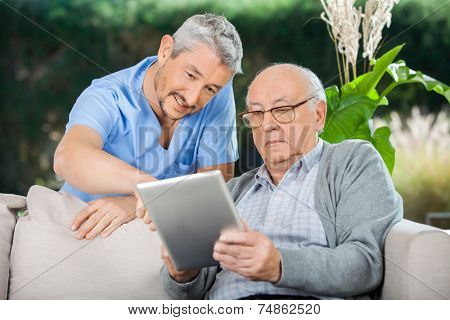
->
[320,0,400,83]
[320,0,362,79]
[362,0,400,61]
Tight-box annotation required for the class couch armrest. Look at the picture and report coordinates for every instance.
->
[0,194,26,300]
[381,219,450,299]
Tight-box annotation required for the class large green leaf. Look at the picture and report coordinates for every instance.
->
[341,78,389,106]
[351,120,372,141]
[372,126,395,175]
[382,60,450,103]
[340,44,404,98]
[320,44,447,174]
[350,122,395,175]
[325,85,339,113]
[321,92,379,144]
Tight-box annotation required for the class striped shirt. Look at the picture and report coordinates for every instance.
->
[209,139,329,299]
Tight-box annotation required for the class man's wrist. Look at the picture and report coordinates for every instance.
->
[132,173,156,195]
[171,270,200,284]
[270,250,282,283]
[136,173,156,185]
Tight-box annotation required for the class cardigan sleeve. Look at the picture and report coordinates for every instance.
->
[161,265,220,299]
[276,141,403,297]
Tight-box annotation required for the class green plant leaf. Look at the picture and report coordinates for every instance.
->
[320,44,448,175]
[324,85,339,113]
[339,46,399,103]
[341,79,389,106]
[348,44,404,96]
[351,121,372,141]
[321,93,378,144]
[349,122,395,175]
[383,60,450,103]
[371,126,395,175]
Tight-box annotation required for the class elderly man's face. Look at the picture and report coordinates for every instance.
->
[247,69,326,164]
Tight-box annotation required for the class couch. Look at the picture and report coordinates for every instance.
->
[1,185,449,300]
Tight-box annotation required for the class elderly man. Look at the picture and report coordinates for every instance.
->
[144,64,402,299]
[54,14,243,240]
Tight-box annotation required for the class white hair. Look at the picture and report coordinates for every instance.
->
[296,65,326,104]
[172,13,243,75]
[246,63,326,109]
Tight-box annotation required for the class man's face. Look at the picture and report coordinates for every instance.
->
[154,42,233,120]
[248,69,323,164]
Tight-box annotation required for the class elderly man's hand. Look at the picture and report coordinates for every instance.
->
[71,195,137,240]
[213,224,282,283]
[161,244,200,283]
[134,188,157,231]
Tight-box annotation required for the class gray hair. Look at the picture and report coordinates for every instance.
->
[172,14,243,75]
[246,63,326,109]
[297,65,326,104]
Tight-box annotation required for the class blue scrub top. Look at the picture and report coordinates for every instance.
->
[60,56,239,202]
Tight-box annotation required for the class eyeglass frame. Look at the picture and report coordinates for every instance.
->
[238,95,316,128]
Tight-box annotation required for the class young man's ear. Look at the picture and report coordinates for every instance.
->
[315,100,327,132]
[157,35,175,64]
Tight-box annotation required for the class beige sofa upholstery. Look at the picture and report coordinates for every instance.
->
[2,186,168,300]
[381,219,450,299]
[0,193,26,299]
[1,186,449,299]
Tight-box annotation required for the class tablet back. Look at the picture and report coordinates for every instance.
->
[136,170,242,270]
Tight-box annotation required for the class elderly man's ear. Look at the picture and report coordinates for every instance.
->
[315,100,327,132]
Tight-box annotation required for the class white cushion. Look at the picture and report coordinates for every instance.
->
[382,219,450,299]
[8,185,168,299]
[0,193,25,300]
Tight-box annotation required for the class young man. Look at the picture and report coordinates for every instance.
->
[54,14,243,240]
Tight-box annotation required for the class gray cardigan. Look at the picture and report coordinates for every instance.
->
[162,139,403,299]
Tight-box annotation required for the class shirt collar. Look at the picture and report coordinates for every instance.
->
[255,138,324,188]
[300,138,324,175]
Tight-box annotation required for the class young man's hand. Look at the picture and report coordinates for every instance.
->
[71,195,137,240]
[134,188,157,231]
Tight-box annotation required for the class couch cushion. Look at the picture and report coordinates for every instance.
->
[381,219,450,299]
[8,185,168,299]
[0,193,25,300]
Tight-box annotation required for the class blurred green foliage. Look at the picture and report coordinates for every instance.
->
[0,0,449,203]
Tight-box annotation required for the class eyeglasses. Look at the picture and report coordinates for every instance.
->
[239,96,316,129]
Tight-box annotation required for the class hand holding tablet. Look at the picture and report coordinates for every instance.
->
[160,244,200,283]
[135,170,243,270]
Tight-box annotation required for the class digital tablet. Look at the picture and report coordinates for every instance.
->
[136,170,243,270]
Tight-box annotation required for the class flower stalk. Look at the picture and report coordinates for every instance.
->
[320,0,399,84]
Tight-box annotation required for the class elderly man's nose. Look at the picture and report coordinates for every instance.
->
[261,111,279,131]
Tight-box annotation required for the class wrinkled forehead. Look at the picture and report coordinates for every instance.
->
[247,69,311,106]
